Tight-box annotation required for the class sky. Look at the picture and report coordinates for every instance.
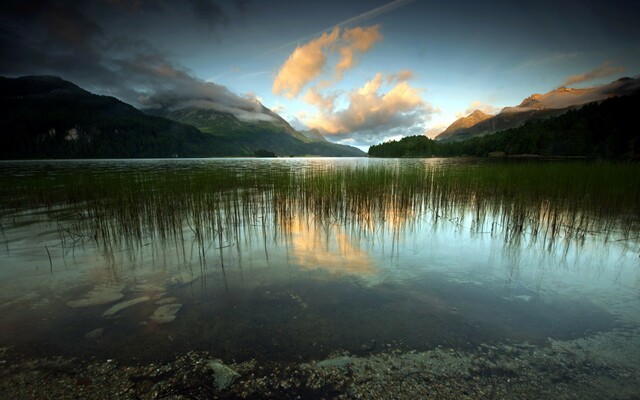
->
[1,0,639,151]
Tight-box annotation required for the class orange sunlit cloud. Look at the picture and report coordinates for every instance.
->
[303,87,338,111]
[335,25,382,79]
[272,28,340,98]
[272,25,382,98]
[304,72,429,135]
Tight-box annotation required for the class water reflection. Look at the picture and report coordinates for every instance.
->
[0,158,638,364]
[287,217,375,276]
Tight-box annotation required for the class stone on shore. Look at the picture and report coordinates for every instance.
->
[207,361,240,390]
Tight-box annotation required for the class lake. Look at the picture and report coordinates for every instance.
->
[0,158,639,399]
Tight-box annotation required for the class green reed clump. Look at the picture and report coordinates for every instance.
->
[0,160,638,259]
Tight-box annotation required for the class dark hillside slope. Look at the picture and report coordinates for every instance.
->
[0,76,227,159]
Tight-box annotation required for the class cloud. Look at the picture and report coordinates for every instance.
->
[258,0,411,58]
[143,75,276,122]
[424,123,448,139]
[386,70,414,83]
[288,115,310,131]
[303,87,338,111]
[0,0,272,123]
[272,28,340,98]
[335,25,382,79]
[106,0,239,27]
[303,72,433,145]
[189,0,229,28]
[455,101,500,118]
[105,0,145,12]
[561,62,624,87]
[272,25,382,98]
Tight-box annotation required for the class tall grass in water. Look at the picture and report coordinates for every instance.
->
[0,161,638,266]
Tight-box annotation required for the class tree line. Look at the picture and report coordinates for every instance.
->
[369,92,640,159]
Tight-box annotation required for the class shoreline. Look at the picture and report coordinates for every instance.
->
[2,327,639,400]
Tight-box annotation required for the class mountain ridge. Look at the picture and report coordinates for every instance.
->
[0,76,365,159]
[435,109,492,140]
[147,105,364,157]
[369,89,640,159]
[435,77,640,141]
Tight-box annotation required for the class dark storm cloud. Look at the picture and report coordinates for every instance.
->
[0,0,265,119]
[2,0,103,46]
[234,0,251,15]
[189,0,229,28]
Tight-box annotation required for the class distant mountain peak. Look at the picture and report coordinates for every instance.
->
[468,109,488,117]
[517,93,544,109]
[436,76,640,142]
[434,108,492,140]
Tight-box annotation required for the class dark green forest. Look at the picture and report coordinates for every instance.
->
[368,92,640,159]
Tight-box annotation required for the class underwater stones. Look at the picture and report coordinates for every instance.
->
[155,297,178,305]
[132,283,165,293]
[169,272,197,285]
[66,286,124,308]
[102,296,149,317]
[149,303,182,324]
[152,292,167,300]
[84,328,104,339]
[206,361,240,390]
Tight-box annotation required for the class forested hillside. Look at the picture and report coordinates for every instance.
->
[369,92,640,159]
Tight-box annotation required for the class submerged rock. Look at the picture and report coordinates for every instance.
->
[155,297,178,305]
[149,303,182,324]
[169,272,197,285]
[132,283,165,293]
[207,361,240,390]
[67,286,124,308]
[84,328,104,339]
[102,296,149,317]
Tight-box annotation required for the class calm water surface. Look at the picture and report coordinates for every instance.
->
[0,158,638,366]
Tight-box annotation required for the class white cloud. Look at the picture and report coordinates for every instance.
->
[303,72,434,145]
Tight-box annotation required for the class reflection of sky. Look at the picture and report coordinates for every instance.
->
[287,217,375,276]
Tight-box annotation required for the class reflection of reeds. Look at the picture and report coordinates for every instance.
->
[0,161,638,265]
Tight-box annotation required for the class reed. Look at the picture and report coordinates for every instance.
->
[1,160,638,265]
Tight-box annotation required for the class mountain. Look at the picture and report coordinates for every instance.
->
[369,90,640,159]
[0,75,227,159]
[436,77,640,142]
[435,110,492,140]
[300,128,329,142]
[0,76,365,159]
[148,105,365,157]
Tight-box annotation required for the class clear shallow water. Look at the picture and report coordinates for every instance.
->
[0,158,638,367]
